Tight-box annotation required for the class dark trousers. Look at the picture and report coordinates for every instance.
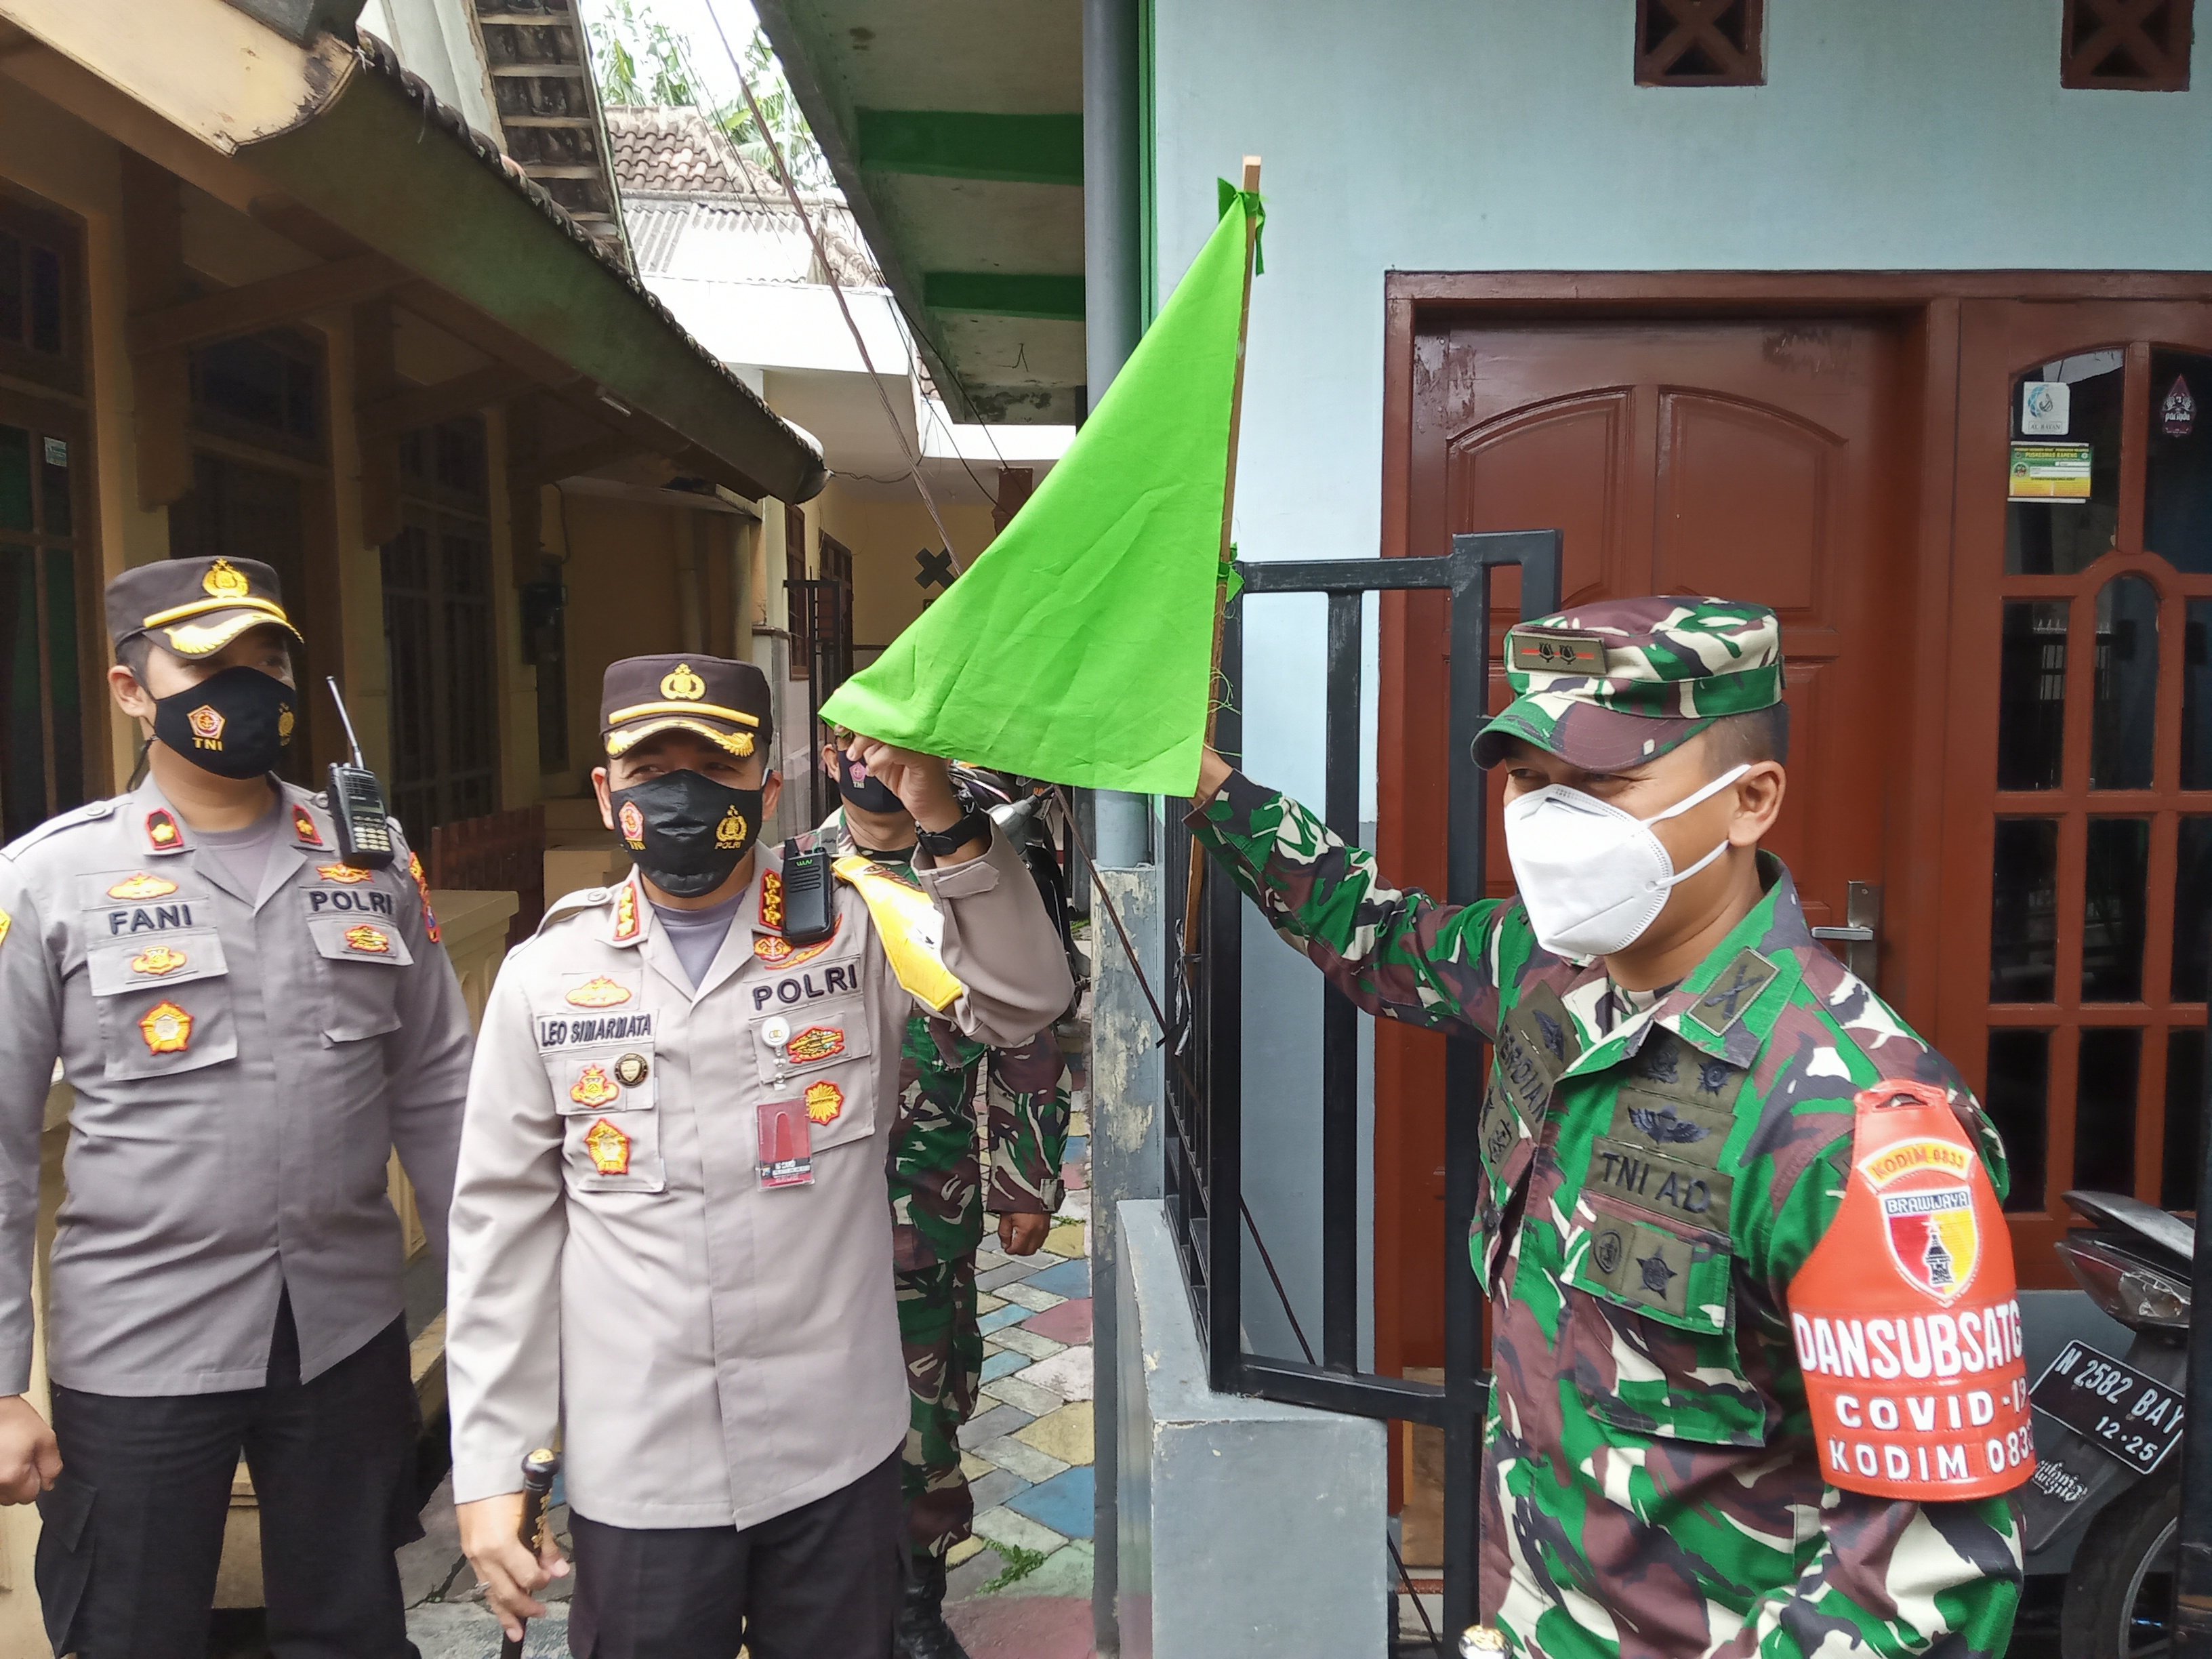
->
[568,1451,903,1659]
[36,1296,422,1659]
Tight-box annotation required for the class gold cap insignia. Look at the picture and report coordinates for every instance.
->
[202,559,250,600]
[108,872,179,900]
[567,974,633,1008]
[660,662,706,701]
[804,1078,844,1124]
[714,806,749,848]
[571,1063,621,1108]
[140,1000,192,1054]
[584,1117,632,1174]
[130,945,189,977]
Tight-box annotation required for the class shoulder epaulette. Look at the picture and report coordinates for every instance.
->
[533,885,618,939]
[0,798,119,863]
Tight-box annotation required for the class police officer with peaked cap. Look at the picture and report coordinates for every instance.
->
[0,556,474,1656]
[446,655,1073,1658]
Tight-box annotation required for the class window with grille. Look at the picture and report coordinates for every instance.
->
[382,417,497,843]
[2063,0,2193,89]
[1635,0,1764,87]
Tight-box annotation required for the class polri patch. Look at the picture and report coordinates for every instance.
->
[571,1063,621,1108]
[343,924,392,955]
[129,944,190,978]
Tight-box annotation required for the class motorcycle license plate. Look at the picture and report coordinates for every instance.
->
[2028,1339,2185,1475]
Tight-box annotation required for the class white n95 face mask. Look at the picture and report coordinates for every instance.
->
[1502,764,1750,958]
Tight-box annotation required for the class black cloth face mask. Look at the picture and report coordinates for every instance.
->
[611,770,763,898]
[833,745,905,817]
[152,665,296,780]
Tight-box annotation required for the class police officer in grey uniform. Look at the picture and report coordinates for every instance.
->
[0,556,472,1658]
[447,655,1072,1658]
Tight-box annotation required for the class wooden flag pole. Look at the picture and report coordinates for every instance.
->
[1183,155,1262,962]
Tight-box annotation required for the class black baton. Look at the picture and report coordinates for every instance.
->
[499,1446,561,1659]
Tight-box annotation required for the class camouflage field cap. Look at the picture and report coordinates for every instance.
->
[1472,595,1783,771]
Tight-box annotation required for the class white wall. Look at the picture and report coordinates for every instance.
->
[1150,0,2212,1361]
[356,0,501,138]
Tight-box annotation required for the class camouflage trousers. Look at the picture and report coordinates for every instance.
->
[895,1253,982,1558]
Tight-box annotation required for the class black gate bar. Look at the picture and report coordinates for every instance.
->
[1166,530,1560,1643]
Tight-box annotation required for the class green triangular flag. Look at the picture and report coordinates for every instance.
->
[820,190,1256,794]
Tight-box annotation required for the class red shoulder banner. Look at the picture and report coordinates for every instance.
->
[1786,1078,2033,1500]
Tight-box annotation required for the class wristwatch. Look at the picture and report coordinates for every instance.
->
[915,803,991,857]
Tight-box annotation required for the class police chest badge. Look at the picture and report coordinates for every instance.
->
[804,1079,844,1124]
[786,1025,844,1063]
[583,1118,631,1175]
[130,945,188,977]
[567,975,633,1008]
[613,1052,649,1087]
[139,1000,192,1054]
[571,1063,620,1108]
[1788,1079,2032,1500]
[316,863,374,885]
[343,924,392,955]
[108,872,178,901]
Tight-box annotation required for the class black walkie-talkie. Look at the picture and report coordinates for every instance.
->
[780,838,836,944]
[325,677,396,871]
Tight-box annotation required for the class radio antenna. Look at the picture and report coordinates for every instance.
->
[326,677,368,769]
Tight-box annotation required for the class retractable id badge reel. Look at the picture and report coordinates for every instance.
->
[765,1008,827,1185]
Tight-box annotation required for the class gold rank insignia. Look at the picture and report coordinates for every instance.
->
[139,1000,192,1054]
[583,1118,631,1175]
[291,805,323,846]
[619,800,644,849]
[316,863,374,885]
[203,558,249,599]
[130,945,189,977]
[567,975,633,1008]
[146,810,181,849]
[570,1063,620,1107]
[613,880,640,943]
[660,661,705,701]
[186,704,225,749]
[344,924,392,954]
[407,851,441,942]
[760,869,785,931]
[786,1025,844,1063]
[714,806,748,848]
[804,1079,844,1125]
[613,1052,649,1086]
[108,872,178,900]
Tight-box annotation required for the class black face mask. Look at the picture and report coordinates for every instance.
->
[152,665,295,780]
[611,770,764,898]
[833,746,904,817]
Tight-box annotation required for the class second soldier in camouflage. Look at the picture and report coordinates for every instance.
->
[1187,596,2027,1659]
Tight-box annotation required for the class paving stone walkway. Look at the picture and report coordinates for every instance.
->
[397,1100,1099,1659]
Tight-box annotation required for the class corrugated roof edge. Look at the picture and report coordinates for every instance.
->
[350,30,819,476]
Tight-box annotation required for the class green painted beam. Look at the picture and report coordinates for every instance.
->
[855,109,1082,187]
[922,271,1086,322]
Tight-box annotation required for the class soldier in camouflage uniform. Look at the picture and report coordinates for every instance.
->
[821,735,1071,1659]
[1187,598,2025,1659]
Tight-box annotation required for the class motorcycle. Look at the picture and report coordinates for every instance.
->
[2021,1189,2193,1658]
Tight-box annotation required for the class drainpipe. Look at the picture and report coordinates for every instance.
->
[1085,3,1145,1654]
[1086,0,1148,874]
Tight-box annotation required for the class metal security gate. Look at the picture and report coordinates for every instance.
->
[1163,529,1561,1641]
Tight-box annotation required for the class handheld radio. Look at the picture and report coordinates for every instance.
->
[779,838,838,944]
[325,678,396,870]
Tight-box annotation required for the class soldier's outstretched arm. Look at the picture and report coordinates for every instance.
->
[445,958,567,1515]
[0,865,61,1502]
[916,824,1074,1049]
[384,834,472,1265]
[1185,747,1505,1043]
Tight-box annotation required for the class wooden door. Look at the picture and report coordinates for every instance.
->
[1382,315,1917,1374]
[1946,303,2212,1284]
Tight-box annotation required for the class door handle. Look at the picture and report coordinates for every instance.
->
[1810,880,1882,986]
